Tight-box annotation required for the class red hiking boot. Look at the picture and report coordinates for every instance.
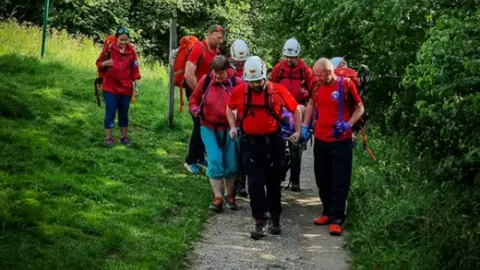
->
[314,215,329,225]
[329,224,342,236]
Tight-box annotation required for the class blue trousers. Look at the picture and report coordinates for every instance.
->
[200,126,239,180]
[103,91,131,129]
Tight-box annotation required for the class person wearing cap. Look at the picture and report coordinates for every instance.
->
[269,38,315,192]
[226,56,302,240]
[95,26,141,147]
[301,58,365,236]
[183,25,224,174]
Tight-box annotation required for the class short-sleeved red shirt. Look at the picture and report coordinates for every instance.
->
[228,82,298,135]
[187,40,220,82]
[313,77,362,142]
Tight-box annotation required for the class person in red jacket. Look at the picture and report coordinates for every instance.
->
[189,55,243,213]
[269,38,315,192]
[183,25,223,174]
[96,27,141,147]
[302,58,365,236]
[227,56,302,240]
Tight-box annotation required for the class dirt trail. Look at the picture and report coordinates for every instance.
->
[187,147,350,270]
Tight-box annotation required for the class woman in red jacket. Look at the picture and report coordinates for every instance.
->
[96,27,141,146]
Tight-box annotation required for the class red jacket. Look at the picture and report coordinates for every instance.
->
[189,70,243,130]
[96,42,141,96]
[270,59,314,104]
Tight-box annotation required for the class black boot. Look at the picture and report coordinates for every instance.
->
[250,219,267,240]
[290,178,300,192]
[269,214,281,235]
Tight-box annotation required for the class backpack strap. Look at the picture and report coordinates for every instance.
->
[195,41,207,66]
[199,72,213,119]
[338,76,343,122]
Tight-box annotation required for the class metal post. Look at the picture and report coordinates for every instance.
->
[41,0,50,58]
[167,17,177,128]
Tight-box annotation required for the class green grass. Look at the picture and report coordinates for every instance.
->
[0,21,212,269]
[347,132,480,270]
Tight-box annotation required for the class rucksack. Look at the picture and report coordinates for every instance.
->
[275,65,309,103]
[336,67,376,161]
[171,36,206,112]
[239,83,282,136]
[199,72,238,123]
[334,65,371,132]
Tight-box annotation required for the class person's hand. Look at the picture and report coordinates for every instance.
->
[189,106,201,118]
[134,85,140,96]
[229,127,238,140]
[301,125,311,141]
[102,59,113,67]
[331,121,352,138]
[289,131,301,143]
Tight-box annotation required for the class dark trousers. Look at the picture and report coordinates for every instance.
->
[313,138,353,225]
[280,141,305,183]
[241,134,285,220]
[184,85,206,165]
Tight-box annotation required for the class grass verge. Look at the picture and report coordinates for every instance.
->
[347,132,480,270]
[0,20,212,269]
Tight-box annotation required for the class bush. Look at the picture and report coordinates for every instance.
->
[387,8,480,185]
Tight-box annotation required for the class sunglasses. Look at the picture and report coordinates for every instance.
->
[117,28,129,35]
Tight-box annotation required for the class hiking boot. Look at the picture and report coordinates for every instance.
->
[329,224,342,236]
[314,215,329,225]
[209,196,223,213]
[198,160,208,170]
[119,136,131,147]
[184,163,200,174]
[290,179,300,192]
[225,196,238,211]
[250,219,267,240]
[268,214,281,235]
[105,137,115,146]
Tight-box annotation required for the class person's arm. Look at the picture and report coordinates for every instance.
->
[269,64,280,83]
[189,75,207,110]
[303,98,315,127]
[130,46,141,81]
[185,43,203,90]
[226,86,240,129]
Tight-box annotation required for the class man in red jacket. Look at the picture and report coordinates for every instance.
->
[96,27,141,147]
[183,25,223,174]
[269,38,315,192]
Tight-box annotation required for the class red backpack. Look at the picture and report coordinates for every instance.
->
[199,72,238,126]
[274,62,309,103]
[172,36,206,112]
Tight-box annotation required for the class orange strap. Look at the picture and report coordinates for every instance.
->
[361,128,377,161]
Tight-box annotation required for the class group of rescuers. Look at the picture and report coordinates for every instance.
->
[96,25,365,240]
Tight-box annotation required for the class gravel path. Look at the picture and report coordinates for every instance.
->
[186,146,350,270]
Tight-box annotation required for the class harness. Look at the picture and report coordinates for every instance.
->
[239,83,282,137]
[199,72,237,149]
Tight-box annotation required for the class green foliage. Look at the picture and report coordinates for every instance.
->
[0,21,211,270]
[348,135,480,270]
[387,8,480,185]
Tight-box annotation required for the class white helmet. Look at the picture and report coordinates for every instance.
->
[243,56,267,81]
[282,38,300,57]
[230,39,249,61]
